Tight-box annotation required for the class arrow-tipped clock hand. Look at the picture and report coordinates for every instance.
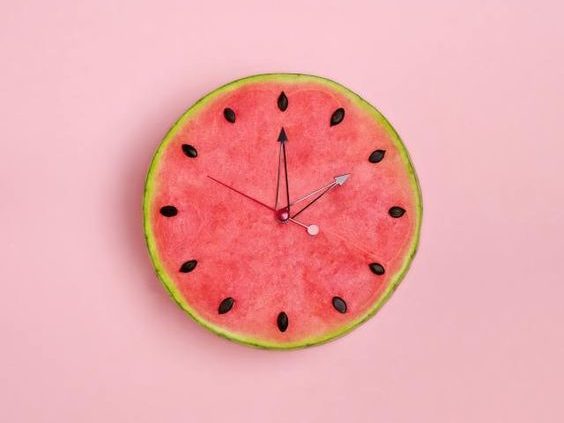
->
[282,141,291,216]
[290,174,350,207]
[274,134,283,210]
[207,175,275,211]
[274,127,291,217]
[290,174,350,219]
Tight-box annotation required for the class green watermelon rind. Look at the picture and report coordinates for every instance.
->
[143,73,423,349]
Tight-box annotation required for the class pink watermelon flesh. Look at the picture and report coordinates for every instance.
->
[144,74,421,348]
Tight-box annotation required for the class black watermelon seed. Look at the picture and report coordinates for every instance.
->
[179,259,198,273]
[332,297,347,313]
[223,107,236,123]
[330,108,345,126]
[277,91,288,111]
[277,312,289,332]
[160,206,177,217]
[181,144,198,158]
[368,149,386,163]
[369,262,385,275]
[389,206,406,218]
[218,297,234,314]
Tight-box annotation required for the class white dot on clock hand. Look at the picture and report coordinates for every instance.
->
[307,225,320,236]
[288,218,319,236]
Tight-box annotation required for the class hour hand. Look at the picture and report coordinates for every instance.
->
[274,127,291,219]
[290,174,350,219]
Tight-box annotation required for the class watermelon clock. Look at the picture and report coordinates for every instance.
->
[144,74,422,348]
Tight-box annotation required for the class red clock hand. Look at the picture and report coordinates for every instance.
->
[207,175,275,211]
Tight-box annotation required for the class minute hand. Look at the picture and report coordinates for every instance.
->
[290,174,350,219]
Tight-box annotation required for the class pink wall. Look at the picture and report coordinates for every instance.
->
[1,1,563,422]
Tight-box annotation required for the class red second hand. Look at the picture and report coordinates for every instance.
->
[207,175,275,211]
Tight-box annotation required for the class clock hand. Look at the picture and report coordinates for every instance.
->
[209,173,318,235]
[276,127,291,218]
[290,217,376,252]
[207,175,275,211]
[274,128,289,211]
[289,218,320,236]
[290,174,351,207]
[274,138,283,210]
[290,174,351,219]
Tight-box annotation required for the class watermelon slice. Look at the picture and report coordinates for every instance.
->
[144,74,422,349]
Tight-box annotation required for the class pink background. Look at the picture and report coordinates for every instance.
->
[1,1,563,421]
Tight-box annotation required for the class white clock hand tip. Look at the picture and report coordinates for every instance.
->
[334,174,351,186]
[307,225,320,236]
[289,218,320,236]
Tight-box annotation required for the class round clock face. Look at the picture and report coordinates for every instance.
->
[144,74,422,349]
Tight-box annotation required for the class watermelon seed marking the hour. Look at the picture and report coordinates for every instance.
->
[223,107,236,123]
[369,263,385,275]
[330,108,345,126]
[160,205,178,217]
[181,144,198,158]
[218,297,235,314]
[368,149,386,163]
[332,297,347,313]
[277,91,288,111]
[277,312,289,332]
[389,206,406,218]
[179,259,198,273]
